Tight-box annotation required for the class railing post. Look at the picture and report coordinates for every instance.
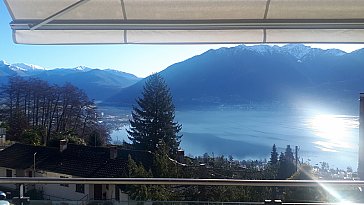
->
[13,184,30,205]
[19,184,23,198]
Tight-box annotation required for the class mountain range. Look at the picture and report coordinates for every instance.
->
[0,61,140,101]
[2,44,364,108]
[108,44,364,108]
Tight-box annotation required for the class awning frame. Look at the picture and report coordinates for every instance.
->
[5,0,364,44]
[29,0,91,30]
[11,19,364,31]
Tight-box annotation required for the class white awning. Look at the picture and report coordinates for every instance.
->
[4,0,364,45]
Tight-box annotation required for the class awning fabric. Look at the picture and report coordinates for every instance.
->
[4,0,364,45]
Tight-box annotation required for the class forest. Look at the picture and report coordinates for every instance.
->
[0,76,109,146]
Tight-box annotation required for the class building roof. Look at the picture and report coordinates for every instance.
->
[4,0,364,44]
[0,143,153,178]
[0,143,58,170]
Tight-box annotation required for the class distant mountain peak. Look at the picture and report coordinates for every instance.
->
[73,66,92,71]
[323,48,347,56]
[244,44,277,54]
[280,44,314,59]
[0,60,9,66]
[10,63,47,71]
[231,44,346,60]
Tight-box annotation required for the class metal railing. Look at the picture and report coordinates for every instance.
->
[1,178,364,205]
[0,178,363,187]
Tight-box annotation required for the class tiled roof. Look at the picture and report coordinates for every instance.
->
[0,143,58,169]
[0,143,153,178]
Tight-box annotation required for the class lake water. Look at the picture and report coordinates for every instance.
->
[110,107,359,170]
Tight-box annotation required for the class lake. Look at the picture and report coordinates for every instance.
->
[110,106,359,170]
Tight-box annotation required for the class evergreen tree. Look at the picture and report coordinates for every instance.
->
[128,74,182,157]
[285,145,295,163]
[277,145,296,179]
[270,144,278,165]
[152,141,178,178]
[126,155,151,200]
[277,152,287,179]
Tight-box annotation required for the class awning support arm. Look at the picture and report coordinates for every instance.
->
[30,0,91,30]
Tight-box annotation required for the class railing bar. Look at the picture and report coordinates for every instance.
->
[1,178,364,187]
[283,204,364,205]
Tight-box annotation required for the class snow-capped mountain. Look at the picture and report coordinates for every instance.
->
[110,44,364,107]
[11,63,47,71]
[234,44,347,60]
[0,62,141,101]
[8,63,47,76]
[69,66,93,72]
[0,60,9,66]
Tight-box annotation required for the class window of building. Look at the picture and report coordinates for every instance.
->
[60,176,69,187]
[6,169,12,177]
[76,184,85,193]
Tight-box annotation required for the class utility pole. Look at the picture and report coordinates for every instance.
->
[295,146,299,172]
[33,152,37,177]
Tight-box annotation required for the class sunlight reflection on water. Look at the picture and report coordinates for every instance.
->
[306,114,358,153]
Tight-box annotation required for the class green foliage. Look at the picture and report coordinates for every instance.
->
[127,149,180,201]
[126,155,152,200]
[277,146,296,179]
[285,164,326,202]
[152,141,178,178]
[128,74,182,157]
[21,129,41,145]
[47,132,86,147]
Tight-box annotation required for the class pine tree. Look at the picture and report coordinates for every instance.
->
[127,74,182,157]
[270,144,278,165]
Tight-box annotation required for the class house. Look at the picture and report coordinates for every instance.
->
[0,141,153,201]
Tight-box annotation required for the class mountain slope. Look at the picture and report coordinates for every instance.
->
[109,44,364,107]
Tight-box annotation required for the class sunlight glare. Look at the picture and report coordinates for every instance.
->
[308,114,357,152]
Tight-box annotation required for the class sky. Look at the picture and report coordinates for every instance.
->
[1,2,364,77]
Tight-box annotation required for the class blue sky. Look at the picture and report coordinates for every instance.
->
[1,2,364,77]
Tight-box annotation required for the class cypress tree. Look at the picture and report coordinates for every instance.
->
[270,144,278,165]
[127,74,182,157]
